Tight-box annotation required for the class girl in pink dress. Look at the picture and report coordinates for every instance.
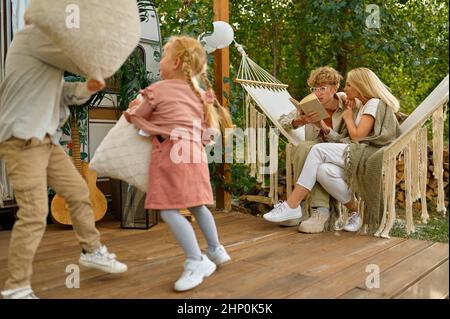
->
[125,36,233,292]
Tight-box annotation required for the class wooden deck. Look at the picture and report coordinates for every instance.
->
[0,211,448,299]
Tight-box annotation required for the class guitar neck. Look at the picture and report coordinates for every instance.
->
[70,116,82,174]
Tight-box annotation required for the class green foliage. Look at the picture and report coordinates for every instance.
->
[209,162,258,197]
[231,0,448,109]
[115,48,156,110]
[153,0,448,115]
[390,215,449,243]
[154,0,214,40]
[62,75,105,158]
[391,200,449,243]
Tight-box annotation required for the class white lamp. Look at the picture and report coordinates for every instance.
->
[198,21,234,53]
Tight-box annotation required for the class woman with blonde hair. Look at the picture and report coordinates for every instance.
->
[264,67,400,234]
[125,36,232,291]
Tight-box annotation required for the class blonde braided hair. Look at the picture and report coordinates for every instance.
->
[200,73,233,129]
[167,36,233,129]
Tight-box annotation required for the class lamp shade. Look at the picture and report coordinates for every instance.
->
[199,21,234,53]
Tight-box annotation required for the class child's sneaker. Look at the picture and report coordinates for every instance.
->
[206,245,231,265]
[1,286,38,299]
[174,254,216,292]
[343,212,362,232]
[79,245,128,273]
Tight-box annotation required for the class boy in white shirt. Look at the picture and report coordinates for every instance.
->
[0,20,127,299]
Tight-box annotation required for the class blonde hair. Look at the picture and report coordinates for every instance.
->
[307,66,343,89]
[347,67,400,112]
[165,36,233,129]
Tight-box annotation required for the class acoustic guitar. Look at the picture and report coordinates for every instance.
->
[51,115,108,225]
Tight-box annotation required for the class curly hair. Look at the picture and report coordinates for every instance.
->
[307,66,343,89]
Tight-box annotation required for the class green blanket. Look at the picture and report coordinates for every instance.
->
[342,101,401,233]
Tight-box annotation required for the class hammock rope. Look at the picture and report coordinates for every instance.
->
[235,41,301,204]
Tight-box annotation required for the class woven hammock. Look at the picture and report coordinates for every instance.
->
[235,43,304,204]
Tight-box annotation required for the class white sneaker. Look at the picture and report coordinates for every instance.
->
[1,286,38,299]
[343,212,362,232]
[298,208,330,233]
[278,218,301,227]
[206,245,231,265]
[279,203,304,227]
[263,201,302,223]
[79,245,128,273]
[174,254,216,292]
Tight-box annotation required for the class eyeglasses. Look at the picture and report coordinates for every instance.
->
[310,86,329,93]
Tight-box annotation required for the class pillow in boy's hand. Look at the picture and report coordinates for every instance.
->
[90,115,151,193]
[27,0,140,80]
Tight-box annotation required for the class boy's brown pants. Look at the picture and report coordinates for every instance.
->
[0,136,101,290]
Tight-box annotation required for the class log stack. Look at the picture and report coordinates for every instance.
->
[396,147,449,209]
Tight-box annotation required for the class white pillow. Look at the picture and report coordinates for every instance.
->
[27,0,141,80]
[90,115,151,193]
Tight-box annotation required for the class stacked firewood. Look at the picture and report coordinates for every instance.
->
[396,147,449,209]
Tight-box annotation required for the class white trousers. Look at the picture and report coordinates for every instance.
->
[297,143,353,204]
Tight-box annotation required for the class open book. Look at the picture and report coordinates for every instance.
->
[290,94,330,121]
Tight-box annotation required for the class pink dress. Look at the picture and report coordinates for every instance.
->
[124,79,214,210]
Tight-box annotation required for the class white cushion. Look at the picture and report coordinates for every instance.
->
[89,115,151,193]
[27,0,141,80]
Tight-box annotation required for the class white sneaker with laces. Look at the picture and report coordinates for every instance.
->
[279,203,305,227]
[206,245,231,265]
[263,201,302,223]
[1,286,39,299]
[343,212,362,232]
[174,254,216,292]
[79,245,128,273]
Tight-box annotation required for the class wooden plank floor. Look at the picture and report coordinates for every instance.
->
[0,211,448,299]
